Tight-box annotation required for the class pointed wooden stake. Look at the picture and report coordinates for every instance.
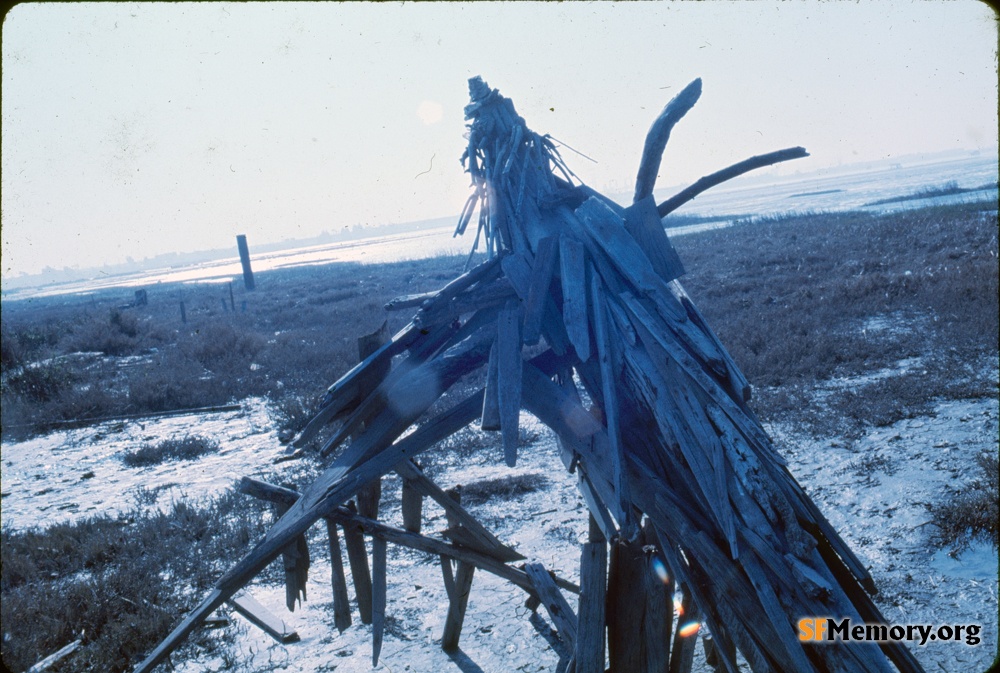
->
[342,501,374,624]
[326,519,353,632]
[372,536,387,666]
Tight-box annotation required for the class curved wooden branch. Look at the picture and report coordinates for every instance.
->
[633,78,702,204]
[656,146,809,217]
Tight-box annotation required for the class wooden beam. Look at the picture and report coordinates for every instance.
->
[524,563,578,650]
[575,538,607,673]
[227,590,300,644]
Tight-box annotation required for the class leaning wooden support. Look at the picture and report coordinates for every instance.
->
[441,486,477,651]
[524,562,578,650]
[239,478,580,594]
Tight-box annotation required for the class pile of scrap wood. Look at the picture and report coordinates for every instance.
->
[134,78,925,673]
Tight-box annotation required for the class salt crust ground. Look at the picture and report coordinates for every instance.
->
[2,374,997,672]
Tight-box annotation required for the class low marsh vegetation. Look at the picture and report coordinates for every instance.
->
[120,435,221,467]
[0,491,272,672]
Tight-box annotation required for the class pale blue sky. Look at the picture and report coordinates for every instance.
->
[2,1,997,278]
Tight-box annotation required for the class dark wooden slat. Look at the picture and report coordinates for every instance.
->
[497,302,523,467]
[227,590,300,644]
[356,479,381,520]
[523,235,559,345]
[575,540,607,673]
[633,78,702,203]
[559,234,590,362]
[325,518,353,632]
[524,563,578,650]
[642,521,672,673]
[401,472,423,534]
[607,536,645,671]
[342,501,374,625]
[668,590,699,673]
[372,536,387,666]
[623,195,686,283]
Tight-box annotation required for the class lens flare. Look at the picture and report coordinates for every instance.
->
[651,557,670,584]
[673,595,684,616]
[678,622,701,638]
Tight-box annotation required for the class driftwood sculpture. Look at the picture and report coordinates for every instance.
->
[135,78,925,673]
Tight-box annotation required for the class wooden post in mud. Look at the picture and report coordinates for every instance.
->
[236,234,256,291]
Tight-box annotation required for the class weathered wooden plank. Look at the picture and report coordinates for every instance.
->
[500,250,533,299]
[228,590,301,644]
[319,320,462,459]
[415,277,517,328]
[442,486,476,651]
[497,302,523,467]
[642,522,673,673]
[342,501,374,625]
[576,469,618,542]
[442,561,476,651]
[523,235,559,344]
[623,195,686,283]
[575,541,607,673]
[668,590,700,673]
[481,341,501,430]
[572,198,687,325]
[26,639,82,673]
[607,536,645,671]
[633,78,702,203]
[325,518,353,632]
[590,267,634,537]
[559,234,590,362]
[372,536,387,666]
[525,563,578,650]
[294,321,423,447]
